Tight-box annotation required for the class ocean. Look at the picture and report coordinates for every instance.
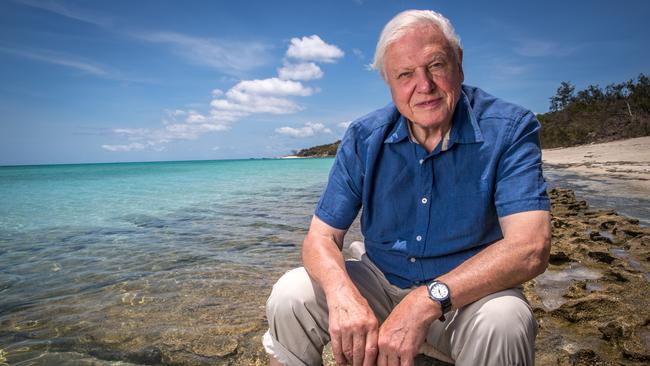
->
[0,158,646,365]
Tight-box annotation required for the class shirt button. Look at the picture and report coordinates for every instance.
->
[419,159,424,165]
[410,257,416,263]
[421,197,428,204]
[416,235,422,242]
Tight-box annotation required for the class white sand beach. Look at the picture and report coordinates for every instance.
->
[542,136,650,196]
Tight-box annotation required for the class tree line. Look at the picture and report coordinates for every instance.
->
[539,73,650,148]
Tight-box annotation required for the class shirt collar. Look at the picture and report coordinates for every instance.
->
[383,114,410,144]
[450,90,484,145]
[383,88,484,146]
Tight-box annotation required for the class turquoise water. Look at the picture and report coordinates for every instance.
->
[1,159,333,232]
[0,158,647,365]
[0,158,356,365]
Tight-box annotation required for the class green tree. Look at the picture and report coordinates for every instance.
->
[549,81,575,112]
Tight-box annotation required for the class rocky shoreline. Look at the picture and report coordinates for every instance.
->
[528,188,649,365]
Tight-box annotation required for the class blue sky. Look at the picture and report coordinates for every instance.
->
[1,0,648,165]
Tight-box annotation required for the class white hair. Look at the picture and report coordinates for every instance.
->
[371,10,462,80]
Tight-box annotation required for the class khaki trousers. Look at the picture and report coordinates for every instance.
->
[263,244,537,366]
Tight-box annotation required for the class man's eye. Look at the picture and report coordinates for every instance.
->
[398,72,412,79]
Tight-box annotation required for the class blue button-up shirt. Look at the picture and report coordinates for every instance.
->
[314,85,550,288]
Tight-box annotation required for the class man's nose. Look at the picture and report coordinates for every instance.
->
[415,69,435,93]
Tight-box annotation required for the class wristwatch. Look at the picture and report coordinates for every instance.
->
[427,280,452,321]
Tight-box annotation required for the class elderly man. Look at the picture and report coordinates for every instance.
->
[264,9,551,366]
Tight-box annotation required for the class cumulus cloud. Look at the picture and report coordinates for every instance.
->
[278,62,323,81]
[104,77,316,152]
[276,122,332,138]
[231,77,314,96]
[102,109,231,152]
[186,110,207,123]
[104,34,344,152]
[286,35,344,63]
[210,77,315,117]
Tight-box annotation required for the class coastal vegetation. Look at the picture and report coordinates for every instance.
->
[293,140,341,157]
[294,74,650,156]
[539,73,650,148]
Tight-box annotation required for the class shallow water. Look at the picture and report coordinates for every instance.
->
[0,159,353,365]
[610,247,650,281]
[543,165,650,226]
[0,159,646,364]
[533,263,603,310]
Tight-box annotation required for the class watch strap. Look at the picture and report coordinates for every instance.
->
[427,280,452,321]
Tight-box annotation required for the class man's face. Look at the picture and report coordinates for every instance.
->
[384,24,464,129]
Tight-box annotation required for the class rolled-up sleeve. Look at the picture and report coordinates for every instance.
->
[315,126,364,230]
[494,111,551,217]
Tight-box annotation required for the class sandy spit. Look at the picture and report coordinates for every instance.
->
[542,136,650,194]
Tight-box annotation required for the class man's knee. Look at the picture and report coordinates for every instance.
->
[266,267,323,325]
[477,294,536,342]
[453,290,536,365]
[265,268,329,365]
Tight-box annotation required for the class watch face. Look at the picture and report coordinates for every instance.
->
[430,283,448,299]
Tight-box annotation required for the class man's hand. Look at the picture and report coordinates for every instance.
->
[377,286,438,366]
[302,216,380,366]
[328,289,379,366]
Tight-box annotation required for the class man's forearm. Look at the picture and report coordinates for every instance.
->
[302,216,380,366]
[302,228,362,299]
[436,210,551,310]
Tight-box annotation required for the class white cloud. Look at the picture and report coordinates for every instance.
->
[278,62,323,81]
[231,77,314,96]
[338,121,353,129]
[101,142,146,152]
[104,33,342,152]
[132,31,271,75]
[276,122,332,138]
[210,77,315,117]
[352,48,364,60]
[211,96,302,116]
[186,110,207,123]
[286,35,344,63]
[103,110,231,152]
